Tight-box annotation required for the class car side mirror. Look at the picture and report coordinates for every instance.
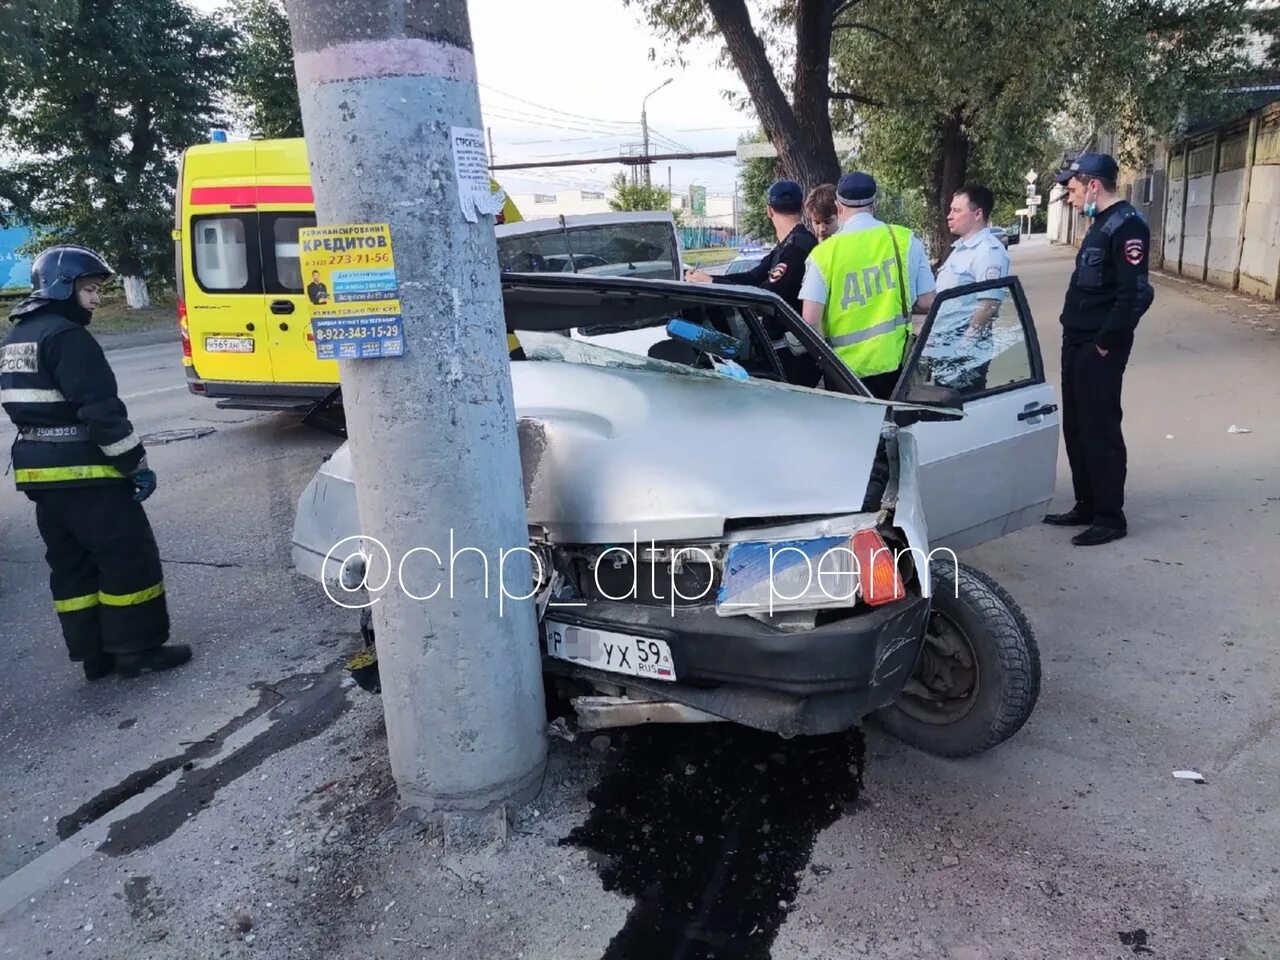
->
[665,317,743,359]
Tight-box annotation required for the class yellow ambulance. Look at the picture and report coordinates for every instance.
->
[172,134,522,410]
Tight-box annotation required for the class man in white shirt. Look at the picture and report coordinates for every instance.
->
[927,183,1012,392]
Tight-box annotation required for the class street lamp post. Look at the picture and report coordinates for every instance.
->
[641,77,672,188]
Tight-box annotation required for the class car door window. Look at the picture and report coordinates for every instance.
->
[892,275,1059,551]
[898,277,1040,403]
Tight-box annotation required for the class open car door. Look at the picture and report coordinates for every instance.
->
[892,276,1059,551]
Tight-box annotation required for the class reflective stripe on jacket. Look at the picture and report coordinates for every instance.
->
[808,224,913,378]
[1,308,145,491]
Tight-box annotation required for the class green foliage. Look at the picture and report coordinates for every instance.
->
[0,0,78,225]
[6,0,236,283]
[830,0,1254,251]
[608,171,685,224]
[229,0,303,139]
[736,132,778,241]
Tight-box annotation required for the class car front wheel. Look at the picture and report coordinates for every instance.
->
[875,560,1040,757]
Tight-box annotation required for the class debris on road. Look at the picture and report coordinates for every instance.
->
[546,717,575,743]
[1227,424,1252,434]
[1173,770,1207,783]
[140,427,216,445]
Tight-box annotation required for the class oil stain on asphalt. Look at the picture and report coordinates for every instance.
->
[565,724,865,960]
[57,662,350,855]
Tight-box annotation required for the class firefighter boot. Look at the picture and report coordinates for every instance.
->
[115,644,192,679]
[82,654,115,681]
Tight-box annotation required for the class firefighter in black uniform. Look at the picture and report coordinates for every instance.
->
[1043,154,1154,546]
[684,180,820,384]
[1,245,191,679]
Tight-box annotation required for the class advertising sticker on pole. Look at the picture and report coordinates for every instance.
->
[299,223,405,360]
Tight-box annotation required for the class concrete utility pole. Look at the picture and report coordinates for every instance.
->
[285,0,547,817]
[640,77,672,188]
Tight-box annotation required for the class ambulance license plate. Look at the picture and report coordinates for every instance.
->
[205,337,254,353]
[544,621,676,682]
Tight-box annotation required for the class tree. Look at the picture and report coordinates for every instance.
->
[0,0,77,226]
[608,170,684,222]
[624,0,848,188]
[6,0,236,307]
[849,0,1261,254]
[627,0,1258,259]
[734,130,777,241]
[229,0,303,138]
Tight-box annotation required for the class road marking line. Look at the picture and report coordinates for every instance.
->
[120,385,186,401]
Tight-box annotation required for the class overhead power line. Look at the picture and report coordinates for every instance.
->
[491,149,738,171]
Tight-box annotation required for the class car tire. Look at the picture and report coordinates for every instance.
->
[875,559,1040,758]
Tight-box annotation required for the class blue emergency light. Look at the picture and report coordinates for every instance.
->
[210,129,228,143]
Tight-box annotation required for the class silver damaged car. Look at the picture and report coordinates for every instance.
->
[291,272,1058,757]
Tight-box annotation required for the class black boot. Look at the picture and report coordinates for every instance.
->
[1043,504,1094,526]
[82,654,115,681]
[116,644,192,678]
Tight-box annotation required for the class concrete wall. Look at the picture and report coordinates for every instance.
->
[1163,172,1185,267]
[1159,101,1280,301]
[1180,173,1213,278]
[1206,167,1247,288]
[1238,165,1280,298]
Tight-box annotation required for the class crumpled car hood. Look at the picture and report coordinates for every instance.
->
[510,361,885,541]
[292,360,901,580]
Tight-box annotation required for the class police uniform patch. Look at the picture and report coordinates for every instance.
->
[985,266,1003,280]
[768,262,788,282]
[0,342,38,374]
[1124,238,1145,265]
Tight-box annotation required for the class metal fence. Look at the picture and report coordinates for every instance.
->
[679,226,746,250]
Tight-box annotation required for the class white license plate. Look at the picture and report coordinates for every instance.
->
[544,620,676,682]
[205,336,255,353]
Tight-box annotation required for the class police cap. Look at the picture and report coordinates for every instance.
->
[1054,152,1119,184]
[766,180,803,214]
[836,171,877,207]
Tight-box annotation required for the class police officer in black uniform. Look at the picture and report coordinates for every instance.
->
[684,179,820,384]
[1,245,191,679]
[1043,154,1154,546]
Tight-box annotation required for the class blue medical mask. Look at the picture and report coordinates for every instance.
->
[1082,184,1098,217]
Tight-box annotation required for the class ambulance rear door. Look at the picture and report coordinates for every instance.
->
[186,207,274,383]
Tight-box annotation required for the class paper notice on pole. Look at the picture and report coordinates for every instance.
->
[451,126,506,222]
[299,223,405,360]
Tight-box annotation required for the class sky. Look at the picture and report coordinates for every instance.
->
[189,0,758,198]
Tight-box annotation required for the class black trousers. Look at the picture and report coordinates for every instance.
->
[28,484,170,660]
[861,368,902,401]
[1061,335,1133,529]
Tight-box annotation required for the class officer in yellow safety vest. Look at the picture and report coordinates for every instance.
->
[798,172,936,399]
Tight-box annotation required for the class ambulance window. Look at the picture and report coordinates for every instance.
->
[192,216,255,292]
[265,214,316,293]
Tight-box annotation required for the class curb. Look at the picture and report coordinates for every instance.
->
[95,327,182,353]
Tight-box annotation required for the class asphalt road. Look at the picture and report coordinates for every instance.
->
[0,341,348,878]
[1,240,1278,959]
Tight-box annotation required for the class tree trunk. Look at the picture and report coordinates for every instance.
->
[928,107,970,265]
[122,274,151,309]
[705,0,837,191]
[791,0,841,187]
[117,252,150,309]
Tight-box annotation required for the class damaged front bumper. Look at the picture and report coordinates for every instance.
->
[542,591,930,738]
